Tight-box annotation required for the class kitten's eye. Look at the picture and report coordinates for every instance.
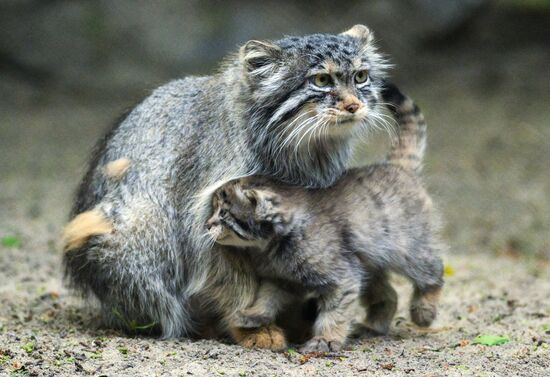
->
[311,73,332,88]
[220,190,228,200]
[244,191,257,206]
[354,70,369,84]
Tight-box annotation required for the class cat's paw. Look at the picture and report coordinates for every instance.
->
[410,289,440,327]
[300,336,343,353]
[231,325,287,352]
[410,303,437,327]
[233,310,272,328]
[349,323,386,339]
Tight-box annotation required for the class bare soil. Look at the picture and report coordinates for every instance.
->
[1,59,549,375]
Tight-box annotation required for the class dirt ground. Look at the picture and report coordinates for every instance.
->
[1,51,550,375]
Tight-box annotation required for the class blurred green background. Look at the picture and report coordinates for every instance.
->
[1,0,549,261]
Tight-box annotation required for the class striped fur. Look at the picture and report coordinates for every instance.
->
[63,25,394,344]
[206,85,444,351]
[382,82,427,172]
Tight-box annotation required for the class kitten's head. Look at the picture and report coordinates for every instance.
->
[238,25,390,187]
[206,179,291,248]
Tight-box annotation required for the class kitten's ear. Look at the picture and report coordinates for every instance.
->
[240,40,282,75]
[245,189,290,235]
[244,189,278,212]
[340,24,373,44]
[243,189,263,208]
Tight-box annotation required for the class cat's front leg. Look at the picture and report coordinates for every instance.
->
[360,271,398,335]
[228,324,287,352]
[231,279,293,328]
[300,272,361,353]
[227,280,291,352]
[208,251,288,351]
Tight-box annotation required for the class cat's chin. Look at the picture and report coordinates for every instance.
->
[325,118,360,138]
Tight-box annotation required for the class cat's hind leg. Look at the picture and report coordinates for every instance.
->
[391,243,444,327]
[360,271,398,335]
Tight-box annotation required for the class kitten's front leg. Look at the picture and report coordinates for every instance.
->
[232,280,293,328]
[359,271,398,335]
[300,272,361,353]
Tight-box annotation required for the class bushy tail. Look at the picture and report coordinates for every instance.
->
[381,82,427,173]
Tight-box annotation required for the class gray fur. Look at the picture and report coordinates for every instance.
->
[63,25,390,340]
[207,87,444,351]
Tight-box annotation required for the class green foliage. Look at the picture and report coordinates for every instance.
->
[1,236,21,248]
[21,342,35,354]
[111,308,157,334]
[286,348,298,356]
[472,335,510,346]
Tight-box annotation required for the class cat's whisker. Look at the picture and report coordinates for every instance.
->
[269,112,314,156]
[272,110,314,133]
[301,117,327,159]
[313,118,332,155]
[275,115,320,160]
[281,113,322,149]
[299,110,332,157]
[308,117,326,154]
[370,111,397,140]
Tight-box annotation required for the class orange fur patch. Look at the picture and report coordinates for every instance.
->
[229,325,287,352]
[422,288,442,305]
[103,158,130,180]
[62,209,113,251]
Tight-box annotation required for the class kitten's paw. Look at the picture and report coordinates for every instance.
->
[350,323,386,339]
[410,289,441,327]
[231,325,287,352]
[300,336,343,353]
[410,303,437,327]
[367,320,391,335]
[233,310,272,329]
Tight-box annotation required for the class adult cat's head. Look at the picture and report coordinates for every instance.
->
[237,25,391,188]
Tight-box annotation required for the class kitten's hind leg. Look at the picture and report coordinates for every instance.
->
[359,272,398,335]
[410,286,442,327]
[393,245,444,327]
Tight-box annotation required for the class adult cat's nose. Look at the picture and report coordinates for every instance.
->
[345,103,360,113]
[339,95,362,114]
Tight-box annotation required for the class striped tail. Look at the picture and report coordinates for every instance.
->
[381,82,427,173]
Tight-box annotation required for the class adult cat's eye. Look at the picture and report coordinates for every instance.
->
[311,73,332,88]
[354,70,369,84]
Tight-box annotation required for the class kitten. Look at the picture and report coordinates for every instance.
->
[206,83,445,352]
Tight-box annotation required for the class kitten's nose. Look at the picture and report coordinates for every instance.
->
[206,218,218,230]
[345,103,360,113]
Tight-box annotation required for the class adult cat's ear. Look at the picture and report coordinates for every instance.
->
[240,40,282,76]
[340,24,373,45]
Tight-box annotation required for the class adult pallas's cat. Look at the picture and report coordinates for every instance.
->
[62,25,392,349]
